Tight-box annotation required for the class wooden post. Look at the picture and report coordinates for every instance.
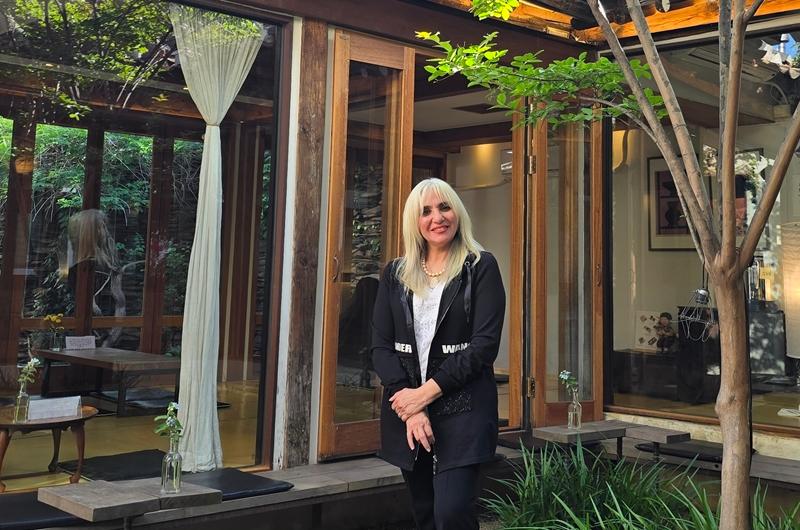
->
[139,135,173,353]
[0,110,36,366]
[73,127,104,337]
[283,18,328,467]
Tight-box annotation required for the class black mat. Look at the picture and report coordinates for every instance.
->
[635,439,755,463]
[183,468,293,500]
[59,451,293,500]
[59,449,165,481]
[98,389,231,412]
[0,491,80,530]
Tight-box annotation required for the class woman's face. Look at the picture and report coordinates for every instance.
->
[418,191,458,251]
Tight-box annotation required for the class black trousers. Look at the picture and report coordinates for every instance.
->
[401,449,481,530]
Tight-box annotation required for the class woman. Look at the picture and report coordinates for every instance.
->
[371,178,506,530]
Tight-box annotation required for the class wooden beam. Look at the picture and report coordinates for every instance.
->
[529,0,594,24]
[283,18,328,468]
[233,0,587,62]
[661,57,774,123]
[426,0,574,36]
[576,0,800,42]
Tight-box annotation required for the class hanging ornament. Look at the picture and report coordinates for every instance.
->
[678,270,717,342]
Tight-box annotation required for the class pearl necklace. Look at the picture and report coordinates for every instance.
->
[421,258,446,278]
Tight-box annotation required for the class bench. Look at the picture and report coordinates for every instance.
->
[622,424,691,460]
[532,420,691,461]
[532,420,629,458]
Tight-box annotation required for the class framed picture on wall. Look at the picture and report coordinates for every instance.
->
[647,157,695,251]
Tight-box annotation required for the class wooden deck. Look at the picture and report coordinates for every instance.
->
[35,446,520,529]
[33,440,800,529]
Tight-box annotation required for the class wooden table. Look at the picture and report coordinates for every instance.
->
[36,348,180,416]
[0,405,98,492]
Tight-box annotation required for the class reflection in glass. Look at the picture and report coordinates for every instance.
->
[164,139,201,317]
[333,61,401,423]
[609,33,800,431]
[23,124,87,318]
[99,132,151,327]
[0,0,280,473]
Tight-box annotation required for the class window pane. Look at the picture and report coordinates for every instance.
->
[0,0,281,485]
[23,124,87,318]
[609,33,800,433]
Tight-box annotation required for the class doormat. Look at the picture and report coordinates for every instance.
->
[59,449,165,481]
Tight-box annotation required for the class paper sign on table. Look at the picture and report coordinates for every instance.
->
[28,396,81,420]
[65,336,96,350]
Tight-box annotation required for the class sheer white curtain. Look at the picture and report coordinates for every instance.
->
[169,4,266,472]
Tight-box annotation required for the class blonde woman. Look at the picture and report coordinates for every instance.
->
[372,178,506,530]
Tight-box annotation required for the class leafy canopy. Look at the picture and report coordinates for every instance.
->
[415,30,666,127]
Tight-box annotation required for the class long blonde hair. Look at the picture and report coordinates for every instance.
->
[396,178,483,294]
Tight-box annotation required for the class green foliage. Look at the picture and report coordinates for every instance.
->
[470,0,520,20]
[3,0,172,120]
[154,401,183,443]
[18,357,42,385]
[484,442,800,529]
[416,26,666,129]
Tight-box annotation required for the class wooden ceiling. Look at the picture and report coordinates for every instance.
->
[427,0,800,43]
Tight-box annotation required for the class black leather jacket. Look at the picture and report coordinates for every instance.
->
[371,251,506,472]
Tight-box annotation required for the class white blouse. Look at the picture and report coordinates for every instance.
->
[413,280,446,383]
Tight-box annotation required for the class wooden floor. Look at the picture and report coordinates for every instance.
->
[1,381,259,492]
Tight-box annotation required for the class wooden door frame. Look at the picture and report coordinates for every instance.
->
[317,30,415,460]
[530,118,605,426]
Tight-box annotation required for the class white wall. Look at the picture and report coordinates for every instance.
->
[448,143,512,373]
[611,129,703,350]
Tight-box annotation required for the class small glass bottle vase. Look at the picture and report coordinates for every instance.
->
[161,437,182,494]
[567,389,582,430]
[14,383,29,423]
[50,332,64,352]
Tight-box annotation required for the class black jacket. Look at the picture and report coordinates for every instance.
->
[371,251,506,472]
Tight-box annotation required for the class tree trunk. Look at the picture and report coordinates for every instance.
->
[713,274,751,530]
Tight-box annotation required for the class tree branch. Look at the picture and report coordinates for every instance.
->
[738,105,800,270]
[578,96,658,143]
[625,0,712,223]
[587,0,718,263]
[720,3,747,267]
[744,0,766,23]
[717,0,731,210]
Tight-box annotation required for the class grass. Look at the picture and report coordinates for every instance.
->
[484,442,800,529]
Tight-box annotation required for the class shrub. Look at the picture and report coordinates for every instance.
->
[484,442,800,529]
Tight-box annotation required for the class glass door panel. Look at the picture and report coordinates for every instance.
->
[319,32,414,459]
[532,120,604,426]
